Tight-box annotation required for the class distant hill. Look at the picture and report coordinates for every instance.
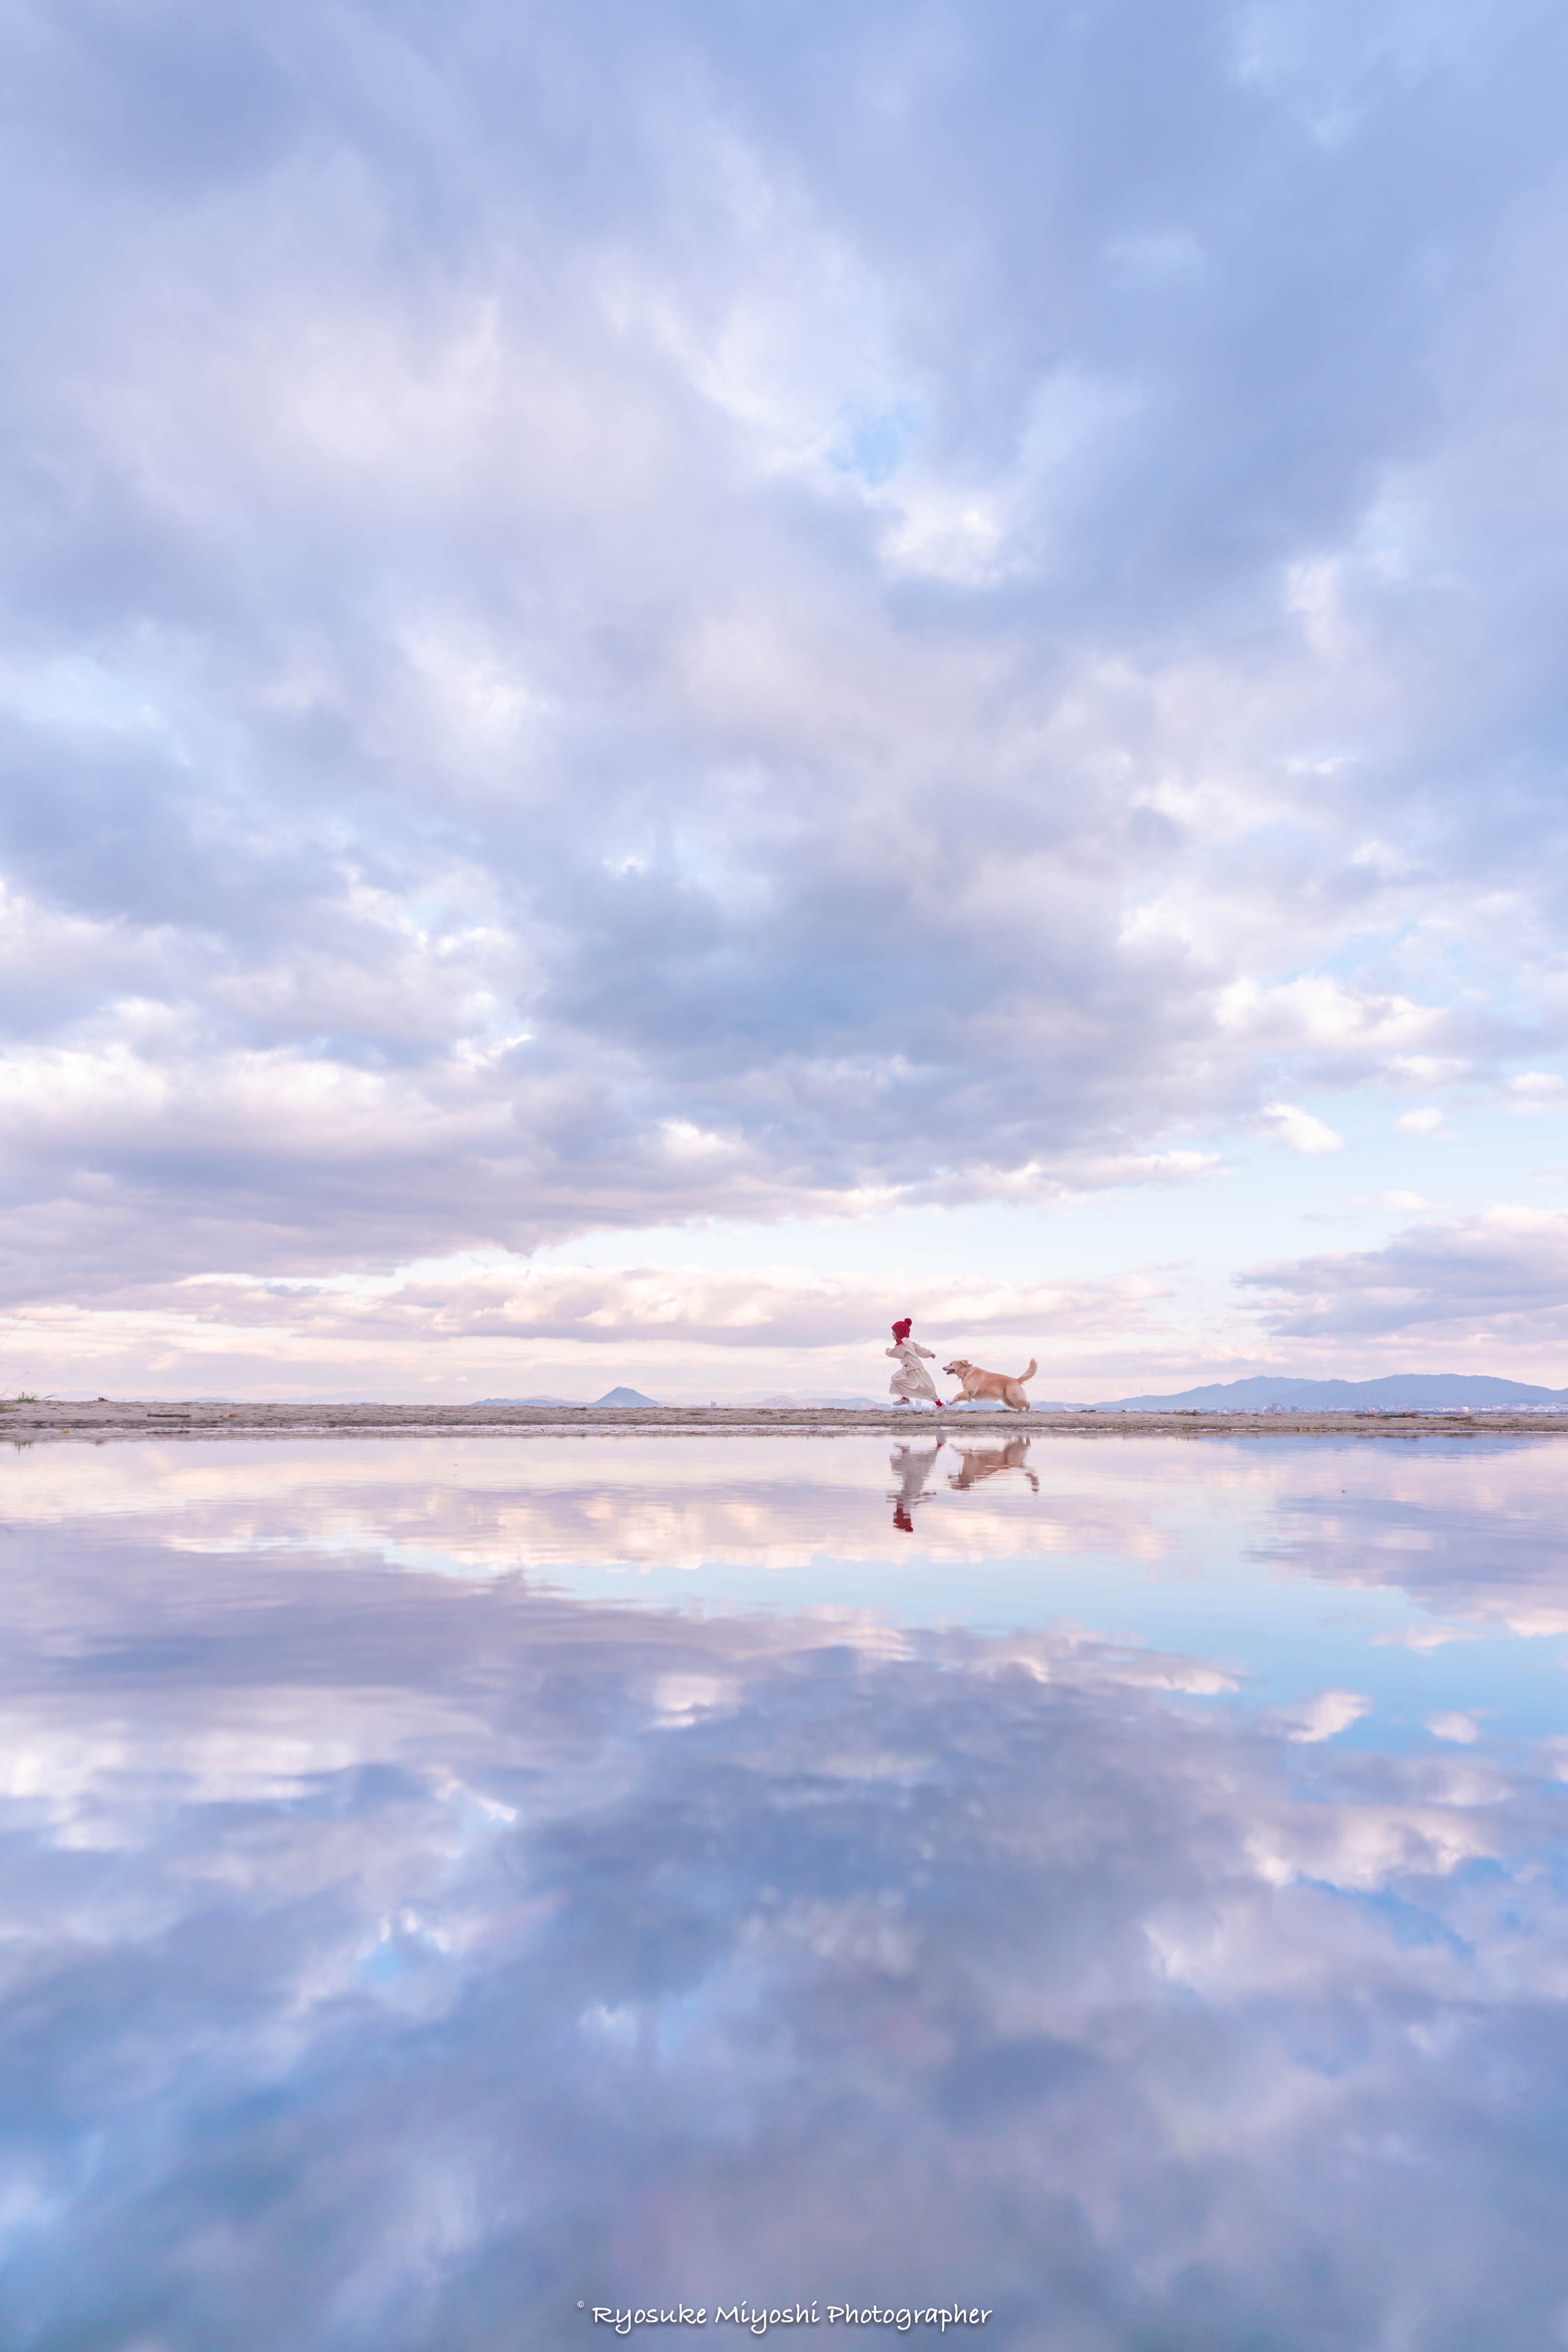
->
[1099,1374,1568,1411]
[593,1386,660,1407]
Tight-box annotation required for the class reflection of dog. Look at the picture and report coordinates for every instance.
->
[943,1356,1037,1412]
[947,1437,1038,1492]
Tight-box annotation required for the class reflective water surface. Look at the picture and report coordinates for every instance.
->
[4,1433,1568,2347]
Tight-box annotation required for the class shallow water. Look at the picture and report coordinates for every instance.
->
[3,1433,1568,2347]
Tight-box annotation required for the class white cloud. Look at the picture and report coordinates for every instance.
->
[1427,1711,1480,1744]
[1260,1102,1346,1155]
[1239,1202,1568,1347]
[1370,1624,1479,1651]
[1398,1107,1445,1135]
[5,1250,1195,1401]
[1219,976,1445,1056]
[1507,1072,1567,1111]
[1278,1689,1371,1743]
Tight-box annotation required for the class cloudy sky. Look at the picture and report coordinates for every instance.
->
[5,0,1568,1400]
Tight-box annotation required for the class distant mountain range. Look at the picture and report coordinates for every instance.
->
[474,1375,1566,1414]
[752,1392,885,1408]
[473,1388,661,1409]
[1098,1374,1568,1410]
[473,1395,580,1406]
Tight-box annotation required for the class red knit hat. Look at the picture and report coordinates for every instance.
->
[892,1317,912,1340]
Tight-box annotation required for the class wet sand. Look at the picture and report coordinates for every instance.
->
[5,1399,1568,1443]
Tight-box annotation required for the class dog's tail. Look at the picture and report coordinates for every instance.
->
[1019,1359,1037,1382]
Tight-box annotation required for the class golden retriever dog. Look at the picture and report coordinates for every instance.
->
[943,1356,1037,1413]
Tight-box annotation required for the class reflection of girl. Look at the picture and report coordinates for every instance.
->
[886,1318,944,1410]
[889,1438,944,1532]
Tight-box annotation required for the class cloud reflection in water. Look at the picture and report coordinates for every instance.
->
[1,1437,1568,2346]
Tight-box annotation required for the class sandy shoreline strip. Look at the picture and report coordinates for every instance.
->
[4,1400,1568,1445]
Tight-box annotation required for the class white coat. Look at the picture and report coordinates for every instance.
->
[886,1337,942,1405]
